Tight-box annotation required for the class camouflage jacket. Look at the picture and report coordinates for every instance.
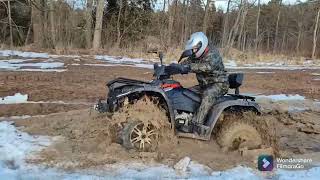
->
[181,47,228,87]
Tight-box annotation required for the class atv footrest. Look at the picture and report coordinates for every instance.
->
[176,132,209,141]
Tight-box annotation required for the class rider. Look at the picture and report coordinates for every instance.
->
[172,32,229,134]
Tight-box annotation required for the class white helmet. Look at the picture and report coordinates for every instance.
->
[185,32,208,58]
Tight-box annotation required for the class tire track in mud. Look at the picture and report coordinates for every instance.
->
[8,99,320,171]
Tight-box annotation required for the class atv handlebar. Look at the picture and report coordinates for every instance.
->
[153,63,185,80]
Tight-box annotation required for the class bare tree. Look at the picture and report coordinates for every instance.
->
[86,0,93,48]
[93,0,105,50]
[254,0,260,51]
[222,0,231,48]
[49,0,55,47]
[167,0,177,46]
[202,0,211,33]
[273,0,282,54]
[116,0,123,48]
[312,8,320,59]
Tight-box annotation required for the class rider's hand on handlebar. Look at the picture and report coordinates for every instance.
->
[169,63,191,74]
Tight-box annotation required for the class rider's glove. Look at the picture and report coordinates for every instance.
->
[181,64,191,74]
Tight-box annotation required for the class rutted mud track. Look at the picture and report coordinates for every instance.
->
[1,57,320,171]
[12,100,320,171]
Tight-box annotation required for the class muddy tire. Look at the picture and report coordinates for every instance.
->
[217,120,262,150]
[121,121,159,151]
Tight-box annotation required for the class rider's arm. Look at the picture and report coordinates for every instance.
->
[189,52,223,73]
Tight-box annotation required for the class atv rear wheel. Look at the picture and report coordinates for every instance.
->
[121,121,159,151]
[217,120,262,151]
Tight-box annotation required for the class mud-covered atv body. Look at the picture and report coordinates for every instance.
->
[95,55,261,142]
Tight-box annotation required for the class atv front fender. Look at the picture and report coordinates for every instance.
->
[112,86,176,127]
[203,99,261,140]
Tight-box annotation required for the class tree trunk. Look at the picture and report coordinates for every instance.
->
[222,0,231,47]
[267,29,270,51]
[273,1,282,54]
[202,0,211,34]
[85,0,93,48]
[49,0,56,47]
[312,8,320,59]
[180,0,187,46]
[167,0,177,46]
[32,0,44,46]
[227,0,243,50]
[296,26,302,54]
[93,0,105,50]
[116,0,123,48]
[7,1,13,47]
[183,0,190,44]
[237,0,248,50]
[254,0,260,52]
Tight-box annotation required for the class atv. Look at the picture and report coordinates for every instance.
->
[95,52,263,151]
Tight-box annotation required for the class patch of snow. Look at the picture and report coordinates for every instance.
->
[211,166,260,180]
[276,167,320,180]
[0,115,32,121]
[311,73,320,76]
[256,94,305,102]
[95,55,145,64]
[134,64,154,69]
[95,55,154,69]
[174,157,191,172]
[0,93,28,104]
[17,69,67,72]
[0,59,65,72]
[256,72,275,74]
[83,63,154,69]
[49,54,80,58]
[313,79,320,81]
[0,50,49,58]
[0,121,51,169]
[225,60,237,67]
[229,66,320,70]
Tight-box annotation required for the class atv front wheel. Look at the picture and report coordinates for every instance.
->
[217,121,262,151]
[121,121,159,151]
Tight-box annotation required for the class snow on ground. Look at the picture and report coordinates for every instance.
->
[0,93,91,105]
[2,50,320,70]
[256,94,305,102]
[225,60,237,67]
[0,50,49,58]
[0,93,28,104]
[255,72,275,74]
[0,59,65,72]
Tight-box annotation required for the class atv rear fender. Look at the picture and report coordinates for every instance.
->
[203,99,261,140]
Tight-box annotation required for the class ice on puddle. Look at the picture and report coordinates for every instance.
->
[0,93,28,104]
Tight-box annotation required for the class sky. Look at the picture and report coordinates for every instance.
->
[214,0,308,11]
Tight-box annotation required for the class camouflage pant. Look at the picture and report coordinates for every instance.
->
[193,82,229,125]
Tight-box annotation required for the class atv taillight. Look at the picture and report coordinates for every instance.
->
[161,83,181,89]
